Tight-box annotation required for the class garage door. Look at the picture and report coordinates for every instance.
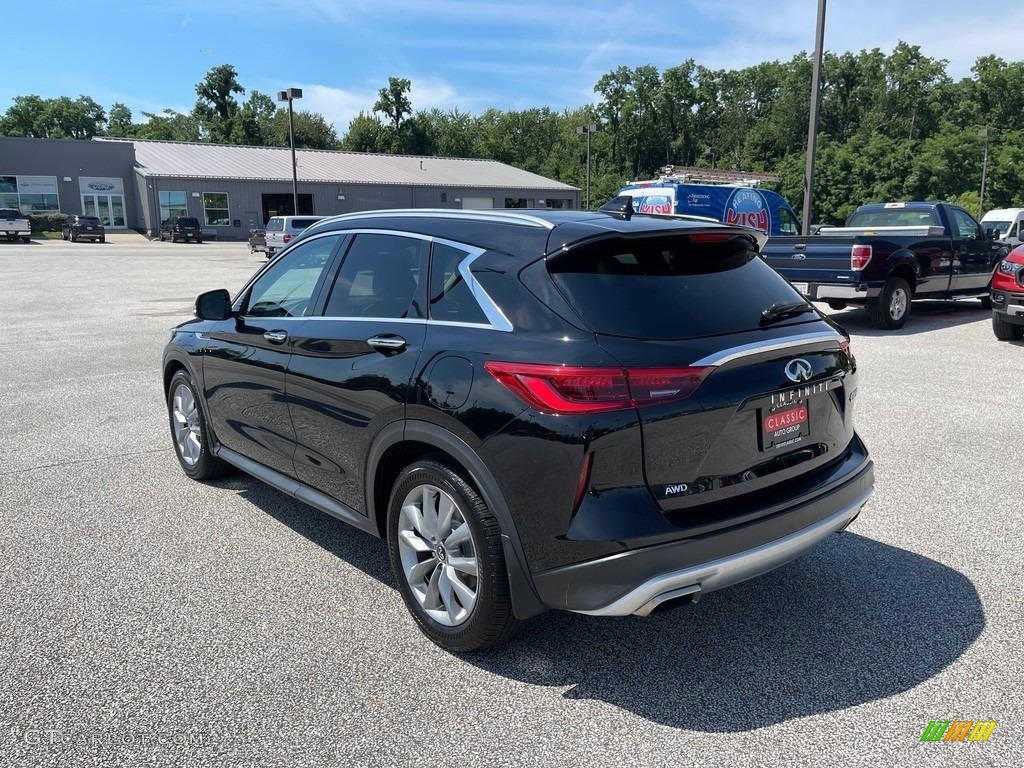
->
[461,196,494,209]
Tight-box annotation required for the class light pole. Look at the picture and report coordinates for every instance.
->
[978,128,991,218]
[277,87,303,215]
[576,123,599,209]
[802,0,826,235]
[705,147,716,170]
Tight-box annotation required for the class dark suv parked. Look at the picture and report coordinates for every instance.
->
[62,214,105,243]
[160,217,203,243]
[163,209,874,651]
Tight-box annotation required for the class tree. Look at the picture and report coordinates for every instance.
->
[341,112,388,153]
[193,64,245,143]
[233,90,277,146]
[373,76,413,152]
[106,103,134,137]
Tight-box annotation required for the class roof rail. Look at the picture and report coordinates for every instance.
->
[323,208,556,229]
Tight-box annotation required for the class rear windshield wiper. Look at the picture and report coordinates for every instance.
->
[760,300,814,325]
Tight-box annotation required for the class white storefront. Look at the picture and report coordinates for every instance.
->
[79,176,127,228]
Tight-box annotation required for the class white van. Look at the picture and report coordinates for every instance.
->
[981,208,1024,247]
[264,215,328,257]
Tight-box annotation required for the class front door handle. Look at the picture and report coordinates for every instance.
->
[367,335,407,351]
[263,330,288,344]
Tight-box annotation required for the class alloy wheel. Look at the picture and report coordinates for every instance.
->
[171,383,202,468]
[396,483,479,626]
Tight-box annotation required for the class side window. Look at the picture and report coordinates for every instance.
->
[951,209,981,240]
[244,234,340,318]
[778,209,800,236]
[429,242,489,324]
[1009,222,1018,239]
[324,233,427,319]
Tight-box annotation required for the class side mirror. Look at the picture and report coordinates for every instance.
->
[194,289,233,320]
[986,227,1002,241]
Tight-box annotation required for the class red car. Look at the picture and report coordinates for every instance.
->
[990,245,1024,340]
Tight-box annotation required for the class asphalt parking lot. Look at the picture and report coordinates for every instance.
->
[1,238,1022,768]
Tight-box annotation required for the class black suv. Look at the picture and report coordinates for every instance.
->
[160,217,203,243]
[62,214,105,243]
[163,209,873,652]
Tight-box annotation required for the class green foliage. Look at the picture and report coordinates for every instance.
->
[28,212,65,232]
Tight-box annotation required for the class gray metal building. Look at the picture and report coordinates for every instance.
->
[0,136,580,239]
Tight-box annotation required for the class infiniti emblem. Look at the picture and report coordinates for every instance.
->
[784,358,813,383]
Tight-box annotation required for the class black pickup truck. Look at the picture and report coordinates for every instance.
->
[762,202,1009,329]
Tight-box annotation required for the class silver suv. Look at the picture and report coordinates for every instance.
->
[264,215,326,257]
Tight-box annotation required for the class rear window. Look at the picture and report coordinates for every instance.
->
[178,218,200,227]
[266,218,284,231]
[547,234,804,339]
[79,216,102,224]
[1,208,23,219]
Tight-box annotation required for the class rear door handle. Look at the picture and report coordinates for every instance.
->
[367,335,407,351]
[263,330,288,344]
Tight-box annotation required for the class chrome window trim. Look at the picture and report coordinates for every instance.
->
[434,237,514,332]
[690,331,844,367]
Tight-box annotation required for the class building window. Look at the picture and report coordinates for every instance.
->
[203,192,229,226]
[159,191,188,223]
[0,175,60,212]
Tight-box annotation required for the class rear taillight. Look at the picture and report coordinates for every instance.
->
[851,244,872,271]
[484,362,711,415]
[283,234,293,244]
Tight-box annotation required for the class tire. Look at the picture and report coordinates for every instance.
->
[167,369,229,480]
[99,235,105,243]
[22,236,30,243]
[387,458,522,652]
[70,231,78,243]
[827,301,847,311]
[159,232,165,242]
[869,277,911,330]
[61,230,67,241]
[172,234,178,243]
[992,312,1024,341]
[196,237,203,244]
[980,295,992,310]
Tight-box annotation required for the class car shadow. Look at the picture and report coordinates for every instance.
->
[817,300,991,337]
[211,477,984,731]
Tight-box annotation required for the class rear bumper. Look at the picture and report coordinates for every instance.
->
[809,283,879,302]
[531,448,874,615]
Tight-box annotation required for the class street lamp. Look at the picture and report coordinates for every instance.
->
[576,123,599,209]
[978,128,991,218]
[277,87,303,215]
[802,0,827,235]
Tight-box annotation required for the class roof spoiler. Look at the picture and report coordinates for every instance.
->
[598,195,636,220]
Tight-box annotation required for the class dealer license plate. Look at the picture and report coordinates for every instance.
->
[760,403,810,451]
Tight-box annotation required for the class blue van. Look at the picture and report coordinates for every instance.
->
[604,181,802,237]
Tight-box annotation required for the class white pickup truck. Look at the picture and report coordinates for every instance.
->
[1,208,31,242]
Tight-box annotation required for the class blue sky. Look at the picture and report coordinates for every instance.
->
[6,0,1022,137]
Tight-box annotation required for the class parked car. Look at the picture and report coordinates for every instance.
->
[264,215,326,257]
[762,201,1008,329]
[1,208,31,242]
[990,244,1024,340]
[159,217,203,243]
[61,214,105,243]
[163,208,874,652]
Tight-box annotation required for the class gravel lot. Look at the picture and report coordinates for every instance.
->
[1,239,1022,767]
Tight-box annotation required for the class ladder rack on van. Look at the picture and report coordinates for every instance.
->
[638,165,781,187]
